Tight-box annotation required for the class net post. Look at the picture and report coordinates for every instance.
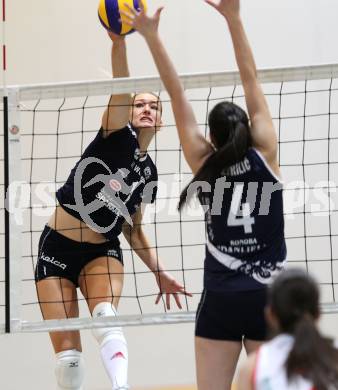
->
[4,94,9,333]
[5,88,22,333]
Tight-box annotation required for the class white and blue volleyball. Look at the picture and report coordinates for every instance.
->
[98,0,147,35]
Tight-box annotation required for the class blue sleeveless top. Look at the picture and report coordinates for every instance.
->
[200,148,286,292]
[56,124,157,240]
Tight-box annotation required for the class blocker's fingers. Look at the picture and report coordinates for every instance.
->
[204,0,218,9]
[120,10,134,23]
[120,18,133,27]
[124,2,139,15]
[120,8,134,19]
[154,6,164,19]
[139,0,145,11]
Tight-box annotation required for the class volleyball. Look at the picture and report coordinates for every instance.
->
[98,0,147,35]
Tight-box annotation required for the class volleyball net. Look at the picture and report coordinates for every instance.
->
[1,63,338,334]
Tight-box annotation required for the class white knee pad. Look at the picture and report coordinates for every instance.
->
[92,302,126,347]
[55,349,84,390]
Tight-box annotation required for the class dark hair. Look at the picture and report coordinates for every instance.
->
[178,101,252,210]
[269,269,338,390]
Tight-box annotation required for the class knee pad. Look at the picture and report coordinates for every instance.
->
[92,302,126,347]
[55,349,84,390]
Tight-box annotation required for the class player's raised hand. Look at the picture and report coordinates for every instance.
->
[121,2,164,39]
[205,0,240,20]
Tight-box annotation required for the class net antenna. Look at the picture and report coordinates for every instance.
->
[1,63,338,334]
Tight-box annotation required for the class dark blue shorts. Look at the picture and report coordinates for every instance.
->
[195,288,267,341]
[35,225,123,287]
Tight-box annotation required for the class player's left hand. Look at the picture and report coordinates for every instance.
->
[154,270,192,310]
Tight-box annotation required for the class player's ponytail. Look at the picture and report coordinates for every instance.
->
[269,269,338,390]
[286,315,338,390]
[178,102,252,210]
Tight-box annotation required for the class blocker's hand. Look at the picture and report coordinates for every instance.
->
[121,1,164,39]
[154,270,192,310]
[205,0,240,20]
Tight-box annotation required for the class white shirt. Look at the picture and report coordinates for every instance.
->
[254,334,314,390]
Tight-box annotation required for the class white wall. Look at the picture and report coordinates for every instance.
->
[1,0,338,389]
[5,0,338,86]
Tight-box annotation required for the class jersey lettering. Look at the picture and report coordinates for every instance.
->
[227,183,255,234]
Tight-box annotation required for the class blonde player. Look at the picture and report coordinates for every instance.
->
[35,31,191,390]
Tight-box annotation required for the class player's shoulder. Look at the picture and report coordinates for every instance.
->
[247,147,282,182]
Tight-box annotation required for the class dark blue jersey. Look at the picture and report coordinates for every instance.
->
[56,124,157,240]
[199,148,286,292]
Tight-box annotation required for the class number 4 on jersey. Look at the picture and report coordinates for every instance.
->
[227,183,255,234]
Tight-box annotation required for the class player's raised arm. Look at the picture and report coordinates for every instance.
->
[101,32,134,135]
[121,3,214,174]
[206,0,278,171]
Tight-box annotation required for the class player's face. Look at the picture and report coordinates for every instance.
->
[130,93,162,131]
